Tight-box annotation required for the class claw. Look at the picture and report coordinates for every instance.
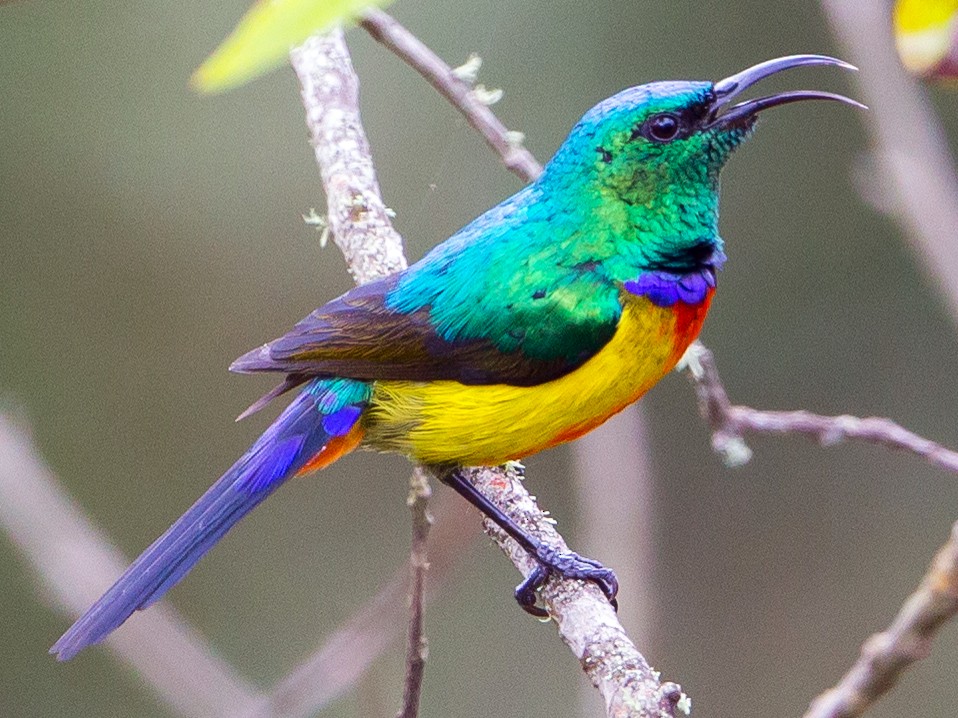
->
[515,566,550,617]
[513,545,619,616]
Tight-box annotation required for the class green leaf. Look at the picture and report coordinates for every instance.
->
[192,0,392,93]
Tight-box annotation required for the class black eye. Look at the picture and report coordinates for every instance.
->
[646,113,681,142]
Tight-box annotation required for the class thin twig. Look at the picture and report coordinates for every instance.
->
[803,520,958,718]
[359,8,542,183]
[681,338,958,717]
[681,341,958,474]
[0,414,260,718]
[396,469,432,718]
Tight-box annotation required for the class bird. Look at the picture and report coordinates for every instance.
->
[51,54,862,660]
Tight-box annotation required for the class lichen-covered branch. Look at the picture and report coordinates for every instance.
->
[465,466,687,718]
[290,31,407,283]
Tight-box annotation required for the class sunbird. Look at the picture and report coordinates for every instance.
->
[52,55,861,660]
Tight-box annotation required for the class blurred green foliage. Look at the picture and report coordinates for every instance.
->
[2,1,958,717]
[192,0,393,93]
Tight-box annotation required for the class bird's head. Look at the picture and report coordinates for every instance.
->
[542,54,863,215]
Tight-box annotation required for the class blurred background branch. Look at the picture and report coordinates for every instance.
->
[823,0,958,322]
[0,413,258,718]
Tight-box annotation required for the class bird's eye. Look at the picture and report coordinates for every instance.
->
[646,113,681,142]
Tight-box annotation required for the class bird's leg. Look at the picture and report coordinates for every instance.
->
[439,468,618,617]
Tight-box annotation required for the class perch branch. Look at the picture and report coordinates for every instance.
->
[291,28,682,718]
[464,466,687,718]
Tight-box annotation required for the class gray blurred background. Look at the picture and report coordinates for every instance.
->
[4,0,958,716]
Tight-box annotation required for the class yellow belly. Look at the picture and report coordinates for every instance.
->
[362,292,711,466]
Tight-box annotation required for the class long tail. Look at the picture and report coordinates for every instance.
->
[51,378,370,661]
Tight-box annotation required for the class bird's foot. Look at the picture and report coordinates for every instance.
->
[514,545,619,618]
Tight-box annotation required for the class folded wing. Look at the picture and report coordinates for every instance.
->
[231,273,623,415]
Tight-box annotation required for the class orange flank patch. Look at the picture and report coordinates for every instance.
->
[295,423,365,476]
[669,288,714,362]
[548,414,615,447]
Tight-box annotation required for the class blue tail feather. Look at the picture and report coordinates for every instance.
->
[51,378,369,661]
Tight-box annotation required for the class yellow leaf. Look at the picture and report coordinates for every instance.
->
[894,0,958,77]
[192,0,392,93]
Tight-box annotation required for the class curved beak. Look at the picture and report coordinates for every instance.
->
[708,54,866,129]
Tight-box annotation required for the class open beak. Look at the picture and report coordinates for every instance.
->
[708,54,866,129]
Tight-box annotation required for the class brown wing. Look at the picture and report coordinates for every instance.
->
[231,276,587,386]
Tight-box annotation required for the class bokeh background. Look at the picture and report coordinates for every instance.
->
[4,0,958,716]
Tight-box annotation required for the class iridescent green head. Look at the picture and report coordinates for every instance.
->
[542,55,863,209]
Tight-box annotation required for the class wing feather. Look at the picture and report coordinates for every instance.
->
[231,272,622,396]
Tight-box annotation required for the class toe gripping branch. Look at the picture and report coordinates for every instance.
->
[440,468,619,618]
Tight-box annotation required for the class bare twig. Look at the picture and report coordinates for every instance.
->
[0,414,259,718]
[682,341,958,475]
[396,469,432,718]
[359,8,542,183]
[803,520,958,718]
[822,0,958,323]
